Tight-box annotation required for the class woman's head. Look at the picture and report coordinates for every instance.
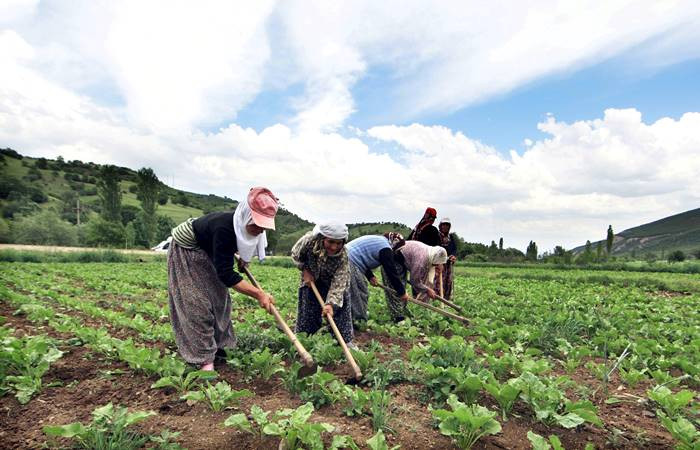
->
[322,237,345,255]
[313,221,348,255]
[423,207,437,223]
[428,246,448,266]
[247,187,279,230]
[384,232,405,250]
[439,218,451,234]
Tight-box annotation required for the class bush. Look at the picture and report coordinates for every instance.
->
[667,250,686,263]
[0,219,10,243]
[83,218,126,247]
[11,210,79,246]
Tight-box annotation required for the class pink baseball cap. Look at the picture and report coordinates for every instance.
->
[248,187,278,230]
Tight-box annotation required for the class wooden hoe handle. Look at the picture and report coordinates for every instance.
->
[308,280,363,380]
[237,258,315,368]
[377,283,469,325]
[434,294,464,313]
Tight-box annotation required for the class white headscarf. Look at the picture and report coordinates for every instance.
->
[233,200,267,262]
[426,245,447,285]
[312,221,348,240]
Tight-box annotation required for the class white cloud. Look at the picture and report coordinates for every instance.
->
[2,2,700,252]
[7,1,699,132]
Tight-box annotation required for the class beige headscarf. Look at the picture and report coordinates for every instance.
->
[426,245,448,284]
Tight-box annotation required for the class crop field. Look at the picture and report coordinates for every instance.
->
[1,261,699,449]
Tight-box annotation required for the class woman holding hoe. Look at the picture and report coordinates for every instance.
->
[168,187,278,370]
[382,240,447,323]
[435,217,458,300]
[345,232,409,323]
[291,221,357,350]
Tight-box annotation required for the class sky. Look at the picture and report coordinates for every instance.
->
[1,0,700,252]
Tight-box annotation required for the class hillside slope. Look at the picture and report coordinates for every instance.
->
[574,208,700,256]
[0,149,412,253]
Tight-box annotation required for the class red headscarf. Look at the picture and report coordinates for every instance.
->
[408,207,437,240]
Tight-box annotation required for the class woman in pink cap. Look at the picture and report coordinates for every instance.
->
[167,187,278,370]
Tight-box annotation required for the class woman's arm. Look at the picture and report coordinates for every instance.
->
[231,279,274,312]
[326,255,350,307]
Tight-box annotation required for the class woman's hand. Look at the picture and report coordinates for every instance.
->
[369,276,379,287]
[426,287,438,299]
[322,304,334,317]
[302,269,314,285]
[449,255,457,263]
[400,293,410,303]
[257,291,275,313]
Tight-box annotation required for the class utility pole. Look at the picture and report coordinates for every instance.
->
[74,198,82,226]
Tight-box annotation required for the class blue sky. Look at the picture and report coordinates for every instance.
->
[2,1,700,251]
[236,52,700,156]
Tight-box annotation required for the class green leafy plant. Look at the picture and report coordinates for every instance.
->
[284,369,351,408]
[227,348,285,381]
[151,369,218,394]
[527,431,565,450]
[181,381,253,411]
[369,389,396,434]
[430,394,501,449]
[366,429,400,450]
[618,367,647,387]
[149,430,186,450]
[657,411,700,450]
[224,404,271,441]
[1,333,64,404]
[484,379,521,420]
[647,385,695,418]
[230,402,335,450]
[512,372,602,428]
[43,403,156,449]
[330,434,360,450]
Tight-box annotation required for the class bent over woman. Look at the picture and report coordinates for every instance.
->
[291,221,355,348]
[383,240,447,323]
[345,232,409,322]
[168,187,277,370]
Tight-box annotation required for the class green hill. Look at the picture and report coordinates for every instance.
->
[0,148,412,254]
[573,208,700,257]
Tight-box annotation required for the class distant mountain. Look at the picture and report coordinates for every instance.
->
[0,148,411,254]
[573,208,700,256]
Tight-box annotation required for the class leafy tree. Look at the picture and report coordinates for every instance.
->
[606,225,614,256]
[156,215,176,243]
[498,237,503,251]
[0,218,10,243]
[667,250,686,263]
[35,158,48,169]
[265,230,278,255]
[488,240,498,256]
[11,210,78,246]
[136,168,160,246]
[97,165,122,222]
[526,241,538,261]
[28,187,47,203]
[174,191,190,207]
[84,217,126,247]
[157,190,169,205]
[120,205,140,226]
[596,241,602,262]
[59,191,79,224]
[577,240,593,264]
[124,222,136,249]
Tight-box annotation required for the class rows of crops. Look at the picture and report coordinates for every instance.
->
[1,261,699,449]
